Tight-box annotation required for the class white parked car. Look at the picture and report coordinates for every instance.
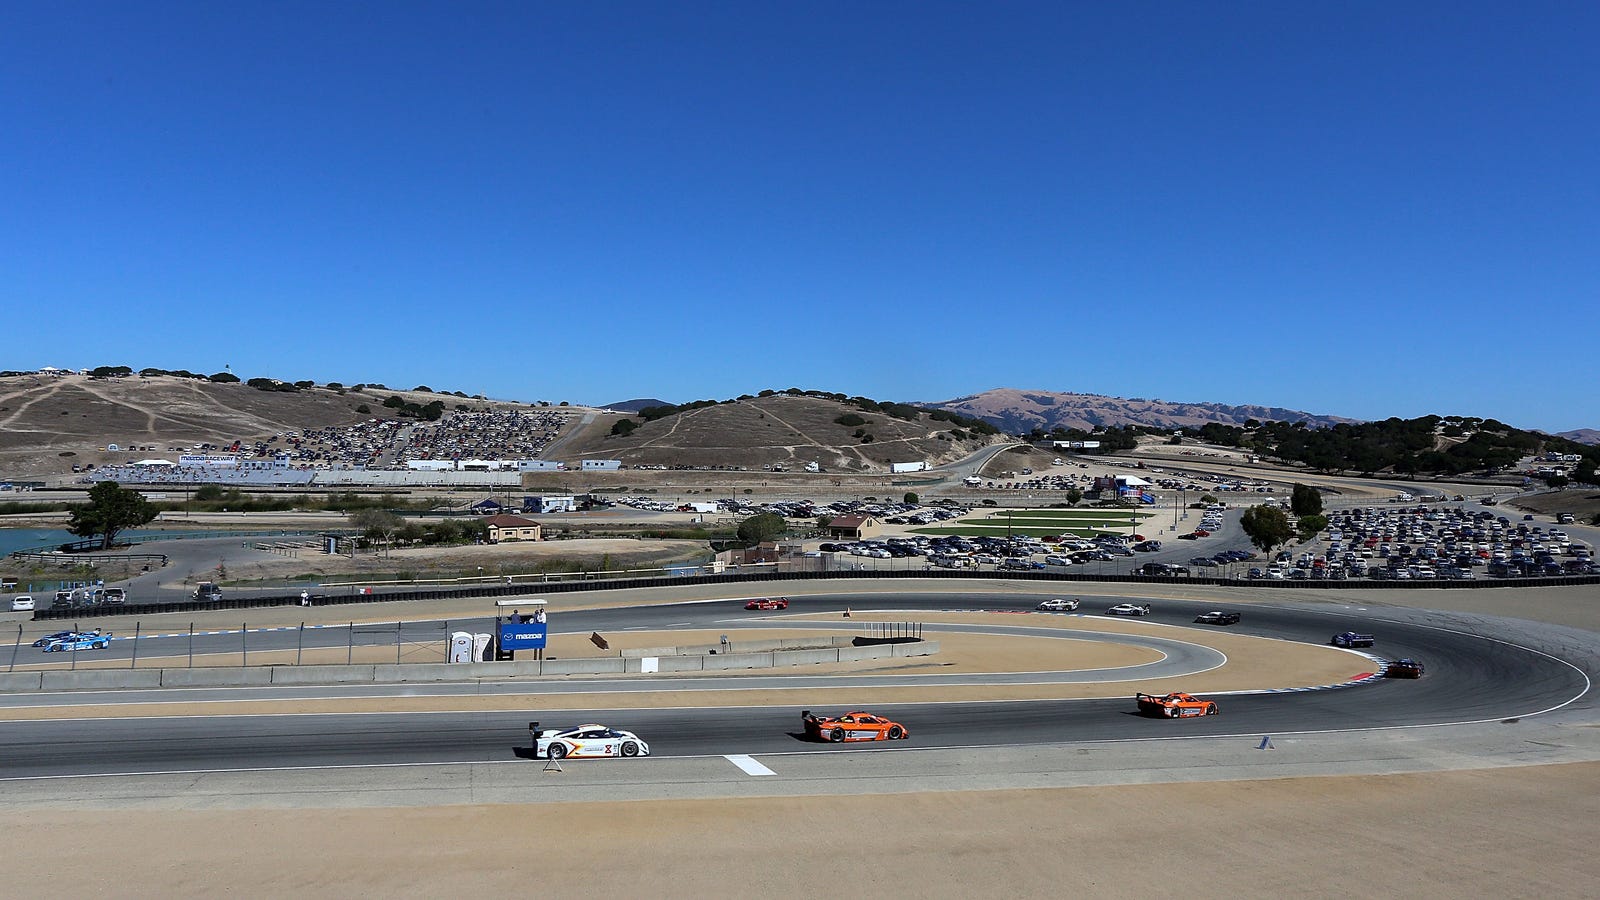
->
[1036,598,1081,611]
[532,723,650,760]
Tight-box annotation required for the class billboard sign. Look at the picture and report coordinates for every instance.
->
[498,621,547,650]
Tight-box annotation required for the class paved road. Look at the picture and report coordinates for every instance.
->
[0,592,1590,779]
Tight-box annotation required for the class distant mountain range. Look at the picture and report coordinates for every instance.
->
[1555,429,1600,446]
[919,388,1356,434]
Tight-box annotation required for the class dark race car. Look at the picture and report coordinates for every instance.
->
[1385,658,1425,678]
[1193,611,1241,626]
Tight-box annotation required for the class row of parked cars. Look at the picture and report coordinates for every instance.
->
[1295,504,1595,580]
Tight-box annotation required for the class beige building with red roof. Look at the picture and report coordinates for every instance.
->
[484,514,542,543]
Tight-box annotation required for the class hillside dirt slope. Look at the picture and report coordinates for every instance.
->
[556,394,995,472]
[0,374,563,479]
[925,386,1355,433]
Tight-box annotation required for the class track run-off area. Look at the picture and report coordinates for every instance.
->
[0,579,1596,807]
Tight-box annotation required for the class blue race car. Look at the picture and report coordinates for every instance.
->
[43,631,113,652]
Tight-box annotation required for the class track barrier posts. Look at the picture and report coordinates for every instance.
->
[296,622,304,666]
[347,622,354,665]
[131,622,141,669]
[396,620,402,664]
[242,622,247,667]
[9,625,20,673]
[188,623,194,668]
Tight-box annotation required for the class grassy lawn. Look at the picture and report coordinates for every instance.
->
[996,509,1158,520]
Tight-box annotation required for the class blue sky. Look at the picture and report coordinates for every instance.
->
[4,3,1597,431]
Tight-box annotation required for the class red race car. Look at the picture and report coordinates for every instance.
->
[745,597,789,610]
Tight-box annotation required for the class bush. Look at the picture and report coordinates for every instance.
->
[834,413,867,427]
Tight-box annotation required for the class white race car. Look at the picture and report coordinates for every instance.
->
[1036,598,1081,611]
[1105,603,1152,617]
[531,723,650,760]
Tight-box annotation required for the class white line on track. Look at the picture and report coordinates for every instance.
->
[724,754,775,776]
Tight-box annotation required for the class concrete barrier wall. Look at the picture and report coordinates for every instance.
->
[271,664,377,684]
[703,651,776,671]
[540,657,626,675]
[620,646,680,659]
[783,648,843,666]
[0,672,44,691]
[653,655,705,673]
[41,669,164,691]
[0,640,938,692]
[625,636,854,657]
[161,667,272,688]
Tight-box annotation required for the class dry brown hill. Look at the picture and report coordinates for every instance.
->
[556,395,999,472]
[922,387,1355,433]
[0,374,544,480]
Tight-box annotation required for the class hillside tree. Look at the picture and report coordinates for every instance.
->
[68,481,157,550]
[1239,505,1295,555]
[736,512,787,545]
[350,508,404,557]
[1297,513,1329,542]
[1290,483,1323,517]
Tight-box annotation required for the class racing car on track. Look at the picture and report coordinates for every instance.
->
[42,631,112,652]
[1193,611,1241,626]
[1136,691,1219,718]
[1331,631,1375,648]
[530,723,650,759]
[801,710,909,743]
[745,597,789,610]
[1385,658,1425,678]
[32,630,85,648]
[1036,598,1080,611]
[1105,603,1152,617]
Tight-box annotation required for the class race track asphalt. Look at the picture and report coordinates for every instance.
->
[0,592,1591,780]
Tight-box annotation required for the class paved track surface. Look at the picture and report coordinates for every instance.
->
[0,592,1590,780]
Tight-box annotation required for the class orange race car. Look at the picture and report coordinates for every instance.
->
[745,597,789,610]
[801,710,910,743]
[1135,691,1219,718]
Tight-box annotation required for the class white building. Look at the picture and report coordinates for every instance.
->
[581,459,622,471]
[517,460,566,472]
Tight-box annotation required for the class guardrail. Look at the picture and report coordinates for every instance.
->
[29,568,1600,621]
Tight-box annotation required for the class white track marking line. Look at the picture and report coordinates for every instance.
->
[724,754,775,776]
